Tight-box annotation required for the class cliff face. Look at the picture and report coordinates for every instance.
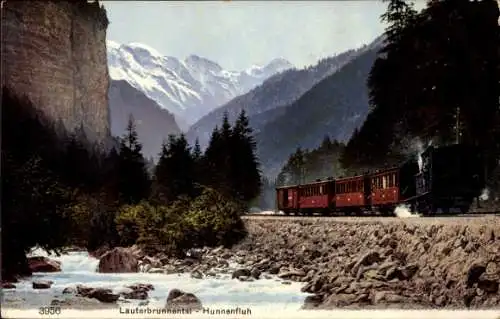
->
[2,0,111,143]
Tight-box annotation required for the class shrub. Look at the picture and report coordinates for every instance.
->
[182,187,247,248]
[114,188,247,256]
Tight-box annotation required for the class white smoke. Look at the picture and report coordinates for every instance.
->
[479,188,490,201]
[414,138,433,173]
[415,139,424,172]
[394,204,421,218]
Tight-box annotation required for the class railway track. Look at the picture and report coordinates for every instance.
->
[244,211,500,220]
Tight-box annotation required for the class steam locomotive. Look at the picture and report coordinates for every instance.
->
[275,144,485,216]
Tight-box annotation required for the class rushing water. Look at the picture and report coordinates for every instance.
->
[2,249,499,319]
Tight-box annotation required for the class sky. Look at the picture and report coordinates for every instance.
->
[103,1,427,71]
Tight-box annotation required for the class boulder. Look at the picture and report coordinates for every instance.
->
[232,269,251,279]
[165,289,202,311]
[62,286,76,294]
[75,285,120,303]
[2,282,16,289]
[250,268,261,279]
[97,247,138,273]
[302,295,323,309]
[278,269,306,280]
[122,283,155,300]
[88,244,110,259]
[27,256,61,272]
[33,280,53,289]
[90,289,120,303]
[466,262,487,287]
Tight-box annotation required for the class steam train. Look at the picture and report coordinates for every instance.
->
[276,144,485,216]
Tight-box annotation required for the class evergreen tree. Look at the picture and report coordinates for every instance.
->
[344,0,500,172]
[192,138,202,162]
[151,139,170,204]
[117,115,151,204]
[230,109,262,203]
[204,122,232,197]
[192,138,204,194]
[277,147,306,186]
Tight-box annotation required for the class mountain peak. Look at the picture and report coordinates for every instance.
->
[184,54,223,72]
[107,40,290,127]
[265,57,294,70]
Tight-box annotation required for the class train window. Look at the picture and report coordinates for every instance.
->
[395,173,399,186]
[319,185,323,195]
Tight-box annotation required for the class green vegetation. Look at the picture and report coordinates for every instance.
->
[275,0,499,191]
[276,136,346,186]
[341,0,500,173]
[2,88,260,280]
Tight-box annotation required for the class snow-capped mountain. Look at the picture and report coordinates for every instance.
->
[107,41,294,130]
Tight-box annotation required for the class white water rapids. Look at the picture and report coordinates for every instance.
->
[2,249,499,319]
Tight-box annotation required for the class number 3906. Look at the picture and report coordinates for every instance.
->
[39,306,61,315]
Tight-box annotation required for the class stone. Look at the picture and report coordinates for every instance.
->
[278,269,306,279]
[165,289,202,311]
[466,262,487,287]
[2,282,16,289]
[250,268,261,279]
[232,269,251,279]
[32,280,53,289]
[97,247,138,273]
[27,256,61,273]
[62,287,76,294]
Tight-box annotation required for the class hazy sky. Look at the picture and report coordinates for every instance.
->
[103,1,426,71]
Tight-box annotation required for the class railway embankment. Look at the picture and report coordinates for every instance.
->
[231,216,500,309]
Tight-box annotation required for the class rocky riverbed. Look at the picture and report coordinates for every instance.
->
[117,215,500,310]
[2,216,500,314]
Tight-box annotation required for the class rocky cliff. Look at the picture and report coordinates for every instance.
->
[2,0,111,143]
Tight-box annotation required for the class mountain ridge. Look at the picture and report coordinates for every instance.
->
[107,41,294,130]
[186,38,382,149]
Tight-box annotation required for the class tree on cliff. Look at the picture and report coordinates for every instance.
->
[342,0,500,170]
[117,115,151,204]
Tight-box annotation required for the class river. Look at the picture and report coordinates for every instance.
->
[1,248,498,319]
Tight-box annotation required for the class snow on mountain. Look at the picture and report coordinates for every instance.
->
[107,41,294,130]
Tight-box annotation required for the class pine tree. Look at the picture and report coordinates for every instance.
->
[204,122,232,197]
[154,134,196,202]
[117,115,151,204]
[230,109,262,203]
[192,138,204,194]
